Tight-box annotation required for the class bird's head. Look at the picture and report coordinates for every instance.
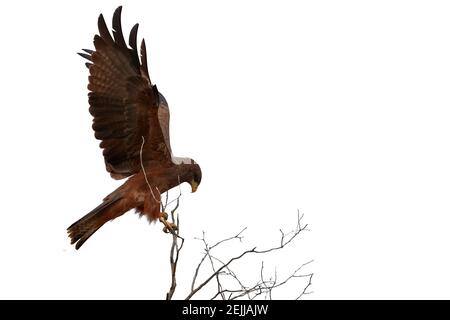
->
[189,160,202,193]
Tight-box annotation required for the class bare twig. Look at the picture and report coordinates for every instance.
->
[296,269,314,299]
[209,227,247,250]
[202,238,225,300]
[140,136,160,204]
[165,175,182,208]
[185,211,312,300]
[210,255,251,300]
[211,259,313,300]
[165,192,184,300]
[190,227,247,292]
[186,246,257,300]
[196,228,247,300]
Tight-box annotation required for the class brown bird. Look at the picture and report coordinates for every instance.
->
[68,6,202,249]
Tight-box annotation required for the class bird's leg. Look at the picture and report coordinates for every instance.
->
[158,212,178,234]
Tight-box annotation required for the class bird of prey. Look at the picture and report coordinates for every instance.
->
[68,6,202,249]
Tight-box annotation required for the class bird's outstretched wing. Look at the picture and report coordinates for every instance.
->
[79,6,172,179]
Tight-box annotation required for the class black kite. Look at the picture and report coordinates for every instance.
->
[68,6,202,249]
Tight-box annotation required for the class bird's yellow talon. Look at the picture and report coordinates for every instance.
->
[159,212,168,220]
[162,223,178,233]
[158,212,177,234]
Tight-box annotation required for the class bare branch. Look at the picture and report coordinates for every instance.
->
[190,234,210,293]
[296,271,314,300]
[185,211,312,300]
[162,208,311,300]
[213,259,313,300]
[140,136,160,204]
[209,227,247,250]
[165,194,184,300]
[186,246,258,300]
[190,227,247,293]
[200,236,225,299]
[210,255,251,300]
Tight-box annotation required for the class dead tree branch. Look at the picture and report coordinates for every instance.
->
[162,189,184,300]
[161,206,312,300]
[185,211,312,300]
[190,227,247,297]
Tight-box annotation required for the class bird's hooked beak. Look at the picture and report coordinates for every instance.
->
[190,179,199,193]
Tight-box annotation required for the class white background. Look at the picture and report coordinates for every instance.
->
[1,0,449,299]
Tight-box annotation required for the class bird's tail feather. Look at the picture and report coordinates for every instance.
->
[67,195,123,250]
